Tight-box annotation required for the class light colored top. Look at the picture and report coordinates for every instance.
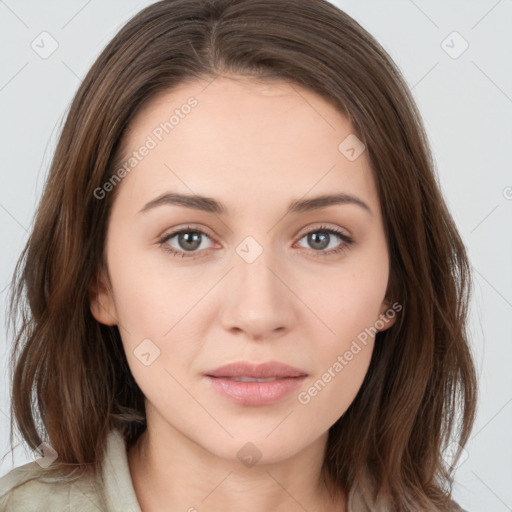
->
[0,429,141,512]
[0,429,467,511]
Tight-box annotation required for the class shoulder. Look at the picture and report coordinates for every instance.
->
[0,429,140,512]
[347,484,470,512]
[0,460,105,511]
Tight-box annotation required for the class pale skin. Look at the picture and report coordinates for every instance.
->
[90,75,396,512]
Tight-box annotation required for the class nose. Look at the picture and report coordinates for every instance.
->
[219,251,296,341]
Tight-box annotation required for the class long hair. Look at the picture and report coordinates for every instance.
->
[5,1,477,509]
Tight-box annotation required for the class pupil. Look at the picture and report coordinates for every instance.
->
[180,232,201,251]
[310,232,329,250]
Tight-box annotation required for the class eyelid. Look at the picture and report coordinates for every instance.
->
[294,222,351,240]
[158,223,217,242]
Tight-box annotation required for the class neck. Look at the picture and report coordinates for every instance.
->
[127,423,347,512]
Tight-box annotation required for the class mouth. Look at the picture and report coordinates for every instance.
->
[220,376,284,382]
[204,361,308,406]
[205,360,308,379]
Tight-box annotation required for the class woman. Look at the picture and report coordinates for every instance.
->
[0,0,476,510]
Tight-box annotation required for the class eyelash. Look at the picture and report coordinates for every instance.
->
[157,224,354,260]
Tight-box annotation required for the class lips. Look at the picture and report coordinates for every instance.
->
[205,361,308,379]
[204,361,308,406]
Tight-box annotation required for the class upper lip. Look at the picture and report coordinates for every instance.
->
[205,361,308,379]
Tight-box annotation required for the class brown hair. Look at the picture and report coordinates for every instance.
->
[5,0,477,509]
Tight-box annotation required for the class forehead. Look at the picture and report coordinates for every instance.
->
[113,76,379,217]
[125,75,350,146]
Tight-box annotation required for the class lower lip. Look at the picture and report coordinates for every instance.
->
[204,375,307,406]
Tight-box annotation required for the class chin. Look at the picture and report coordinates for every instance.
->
[200,430,313,467]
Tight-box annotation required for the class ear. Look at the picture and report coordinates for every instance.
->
[89,270,118,326]
[376,298,399,332]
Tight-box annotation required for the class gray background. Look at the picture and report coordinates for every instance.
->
[1,1,511,510]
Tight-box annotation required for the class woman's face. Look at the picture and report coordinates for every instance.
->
[91,76,396,464]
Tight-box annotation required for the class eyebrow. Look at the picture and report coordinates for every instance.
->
[138,192,372,216]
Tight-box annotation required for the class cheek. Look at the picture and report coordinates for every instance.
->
[296,283,381,423]
[297,341,374,427]
[295,253,387,413]
[300,254,389,347]
[106,234,181,334]
[105,244,210,390]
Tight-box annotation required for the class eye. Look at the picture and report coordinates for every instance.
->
[158,225,215,259]
[295,225,354,257]
[158,224,354,259]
